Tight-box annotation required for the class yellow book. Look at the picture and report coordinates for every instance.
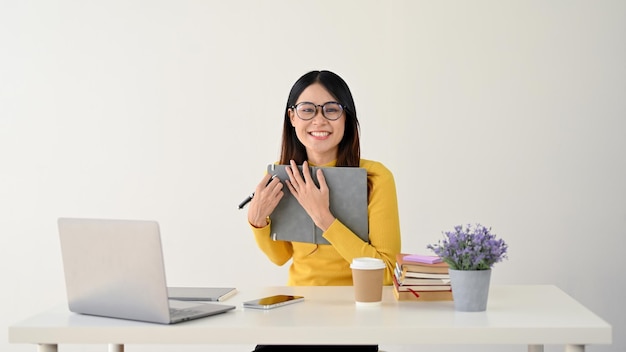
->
[392,285,453,301]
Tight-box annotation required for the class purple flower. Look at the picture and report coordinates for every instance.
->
[426,224,508,270]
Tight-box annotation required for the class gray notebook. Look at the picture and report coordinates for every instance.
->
[267,164,368,244]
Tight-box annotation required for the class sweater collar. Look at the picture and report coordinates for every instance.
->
[308,160,337,167]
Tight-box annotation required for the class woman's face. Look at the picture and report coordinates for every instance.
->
[288,83,345,165]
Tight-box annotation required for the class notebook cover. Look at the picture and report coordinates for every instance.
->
[267,164,368,244]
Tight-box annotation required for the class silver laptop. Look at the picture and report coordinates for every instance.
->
[57,217,236,324]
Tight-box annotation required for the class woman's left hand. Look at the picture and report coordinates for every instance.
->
[285,160,336,231]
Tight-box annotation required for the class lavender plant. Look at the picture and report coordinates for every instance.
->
[427,224,508,270]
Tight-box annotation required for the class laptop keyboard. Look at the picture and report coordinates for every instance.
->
[169,307,204,320]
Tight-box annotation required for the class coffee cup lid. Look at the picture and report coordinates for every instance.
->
[350,257,386,270]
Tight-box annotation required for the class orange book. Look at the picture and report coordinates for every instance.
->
[392,276,453,301]
[393,287,453,301]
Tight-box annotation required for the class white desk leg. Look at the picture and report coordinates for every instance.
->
[528,345,544,352]
[565,345,584,352]
[37,344,57,352]
[109,344,124,352]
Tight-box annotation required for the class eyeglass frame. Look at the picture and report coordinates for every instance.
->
[289,101,346,121]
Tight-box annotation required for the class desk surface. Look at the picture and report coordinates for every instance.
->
[9,285,611,346]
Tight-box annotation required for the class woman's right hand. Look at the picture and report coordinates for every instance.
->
[247,173,283,228]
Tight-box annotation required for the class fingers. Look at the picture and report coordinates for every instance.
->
[316,168,328,192]
[253,174,283,209]
[264,175,283,199]
[285,161,329,204]
[283,162,333,231]
[286,160,306,189]
[256,173,273,193]
[300,160,314,184]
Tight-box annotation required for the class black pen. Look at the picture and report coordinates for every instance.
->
[238,175,276,210]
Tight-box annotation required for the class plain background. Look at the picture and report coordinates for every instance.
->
[1,1,624,351]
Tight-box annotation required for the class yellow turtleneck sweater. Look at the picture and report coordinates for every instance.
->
[250,159,401,286]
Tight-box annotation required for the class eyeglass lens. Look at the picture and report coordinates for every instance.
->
[294,102,343,121]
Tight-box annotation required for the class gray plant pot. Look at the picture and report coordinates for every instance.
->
[449,269,492,312]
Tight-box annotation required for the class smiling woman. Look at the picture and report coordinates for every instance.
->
[2,1,625,352]
[245,70,402,352]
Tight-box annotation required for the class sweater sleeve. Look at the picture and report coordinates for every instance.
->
[250,220,293,266]
[322,161,402,285]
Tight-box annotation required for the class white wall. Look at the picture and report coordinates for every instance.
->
[1,1,624,351]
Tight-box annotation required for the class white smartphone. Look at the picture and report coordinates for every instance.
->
[242,294,304,310]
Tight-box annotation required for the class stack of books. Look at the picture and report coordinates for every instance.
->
[393,253,453,301]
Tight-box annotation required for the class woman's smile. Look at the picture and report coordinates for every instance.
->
[309,131,331,139]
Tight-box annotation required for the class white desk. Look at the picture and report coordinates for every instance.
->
[9,285,611,352]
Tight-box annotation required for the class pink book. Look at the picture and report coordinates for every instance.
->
[403,254,443,264]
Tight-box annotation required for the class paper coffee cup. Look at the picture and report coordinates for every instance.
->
[350,257,386,306]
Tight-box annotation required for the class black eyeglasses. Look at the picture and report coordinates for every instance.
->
[290,102,345,121]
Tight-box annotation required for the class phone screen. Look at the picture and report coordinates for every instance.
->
[243,294,304,309]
